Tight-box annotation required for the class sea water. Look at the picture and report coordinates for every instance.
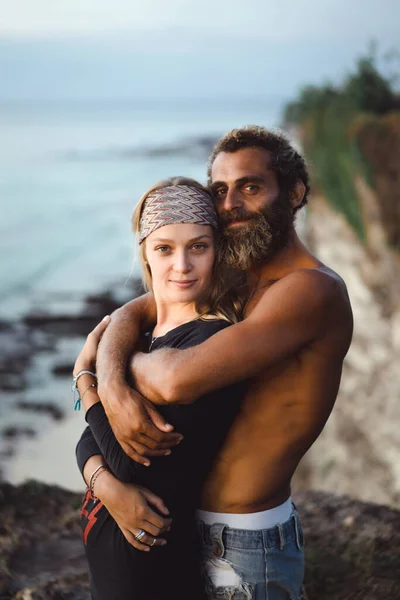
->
[0,99,278,319]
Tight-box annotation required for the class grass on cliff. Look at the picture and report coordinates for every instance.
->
[283,44,400,241]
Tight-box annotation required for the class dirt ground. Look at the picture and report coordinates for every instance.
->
[1,481,399,599]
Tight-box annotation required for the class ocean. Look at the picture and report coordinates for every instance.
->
[1,99,278,319]
[0,98,278,490]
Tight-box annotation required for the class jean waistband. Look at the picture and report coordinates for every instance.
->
[196,497,293,530]
[196,506,303,552]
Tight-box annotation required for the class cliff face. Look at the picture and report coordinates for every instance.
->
[293,117,400,508]
[355,113,400,250]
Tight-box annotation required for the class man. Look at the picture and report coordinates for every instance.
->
[95,126,353,599]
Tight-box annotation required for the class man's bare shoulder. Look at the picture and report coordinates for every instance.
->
[259,265,348,303]
[251,265,352,331]
[289,265,349,300]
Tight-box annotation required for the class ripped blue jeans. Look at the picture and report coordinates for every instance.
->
[196,506,305,600]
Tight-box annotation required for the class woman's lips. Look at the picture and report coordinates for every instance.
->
[170,280,197,288]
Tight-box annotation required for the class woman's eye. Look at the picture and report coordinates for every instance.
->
[192,244,207,252]
[156,246,170,253]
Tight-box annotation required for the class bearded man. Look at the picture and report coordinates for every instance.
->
[85,126,353,599]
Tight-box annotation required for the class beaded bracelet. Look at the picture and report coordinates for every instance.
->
[89,465,110,500]
[81,382,97,400]
[88,464,104,491]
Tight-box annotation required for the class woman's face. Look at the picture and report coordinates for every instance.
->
[145,223,215,306]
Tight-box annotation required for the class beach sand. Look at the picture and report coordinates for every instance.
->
[5,410,86,492]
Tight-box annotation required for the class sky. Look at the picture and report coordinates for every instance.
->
[0,0,399,103]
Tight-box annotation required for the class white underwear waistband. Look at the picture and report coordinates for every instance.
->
[196,497,293,531]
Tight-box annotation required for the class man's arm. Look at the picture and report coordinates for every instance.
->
[95,293,183,464]
[96,292,156,387]
[131,270,350,404]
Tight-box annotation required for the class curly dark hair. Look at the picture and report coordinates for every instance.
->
[207,126,310,212]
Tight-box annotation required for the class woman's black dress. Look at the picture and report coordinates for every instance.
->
[76,319,244,600]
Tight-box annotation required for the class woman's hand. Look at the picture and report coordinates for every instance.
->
[74,315,111,375]
[96,473,172,551]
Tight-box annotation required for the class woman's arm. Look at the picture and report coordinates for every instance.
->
[74,319,171,552]
[76,425,103,476]
[75,375,171,475]
[82,455,171,551]
[75,366,140,477]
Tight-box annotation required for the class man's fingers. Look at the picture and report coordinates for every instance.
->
[140,414,177,443]
[140,428,183,450]
[128,441,172,458]
[141,447,173,457]
[146,403,175,432]
[140,433,183,456]
[120,441,151,467]
[120,438,176,465]
[140,487,170,517]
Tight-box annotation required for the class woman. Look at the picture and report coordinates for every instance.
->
[74,177,246,600]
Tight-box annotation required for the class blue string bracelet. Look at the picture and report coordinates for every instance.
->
[72,370,97,411]
[74,389,82,411]
[74,382,97,411]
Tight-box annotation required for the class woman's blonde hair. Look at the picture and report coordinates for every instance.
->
[132,176,246,323]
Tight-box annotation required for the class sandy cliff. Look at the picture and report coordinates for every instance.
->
[294,114,400,508]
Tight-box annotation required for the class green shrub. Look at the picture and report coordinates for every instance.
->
[283,45,398,239]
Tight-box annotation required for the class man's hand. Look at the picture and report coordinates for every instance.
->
[98,382,183,466]
[96,474,172,552]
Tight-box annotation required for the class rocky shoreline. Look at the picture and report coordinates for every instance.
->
[0,482,399,600]
[0,278,144,482]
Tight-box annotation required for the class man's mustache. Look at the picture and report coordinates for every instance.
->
[219,208,256,226]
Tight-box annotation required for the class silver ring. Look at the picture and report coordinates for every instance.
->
[151,537,156,547]
[134,529,146,541]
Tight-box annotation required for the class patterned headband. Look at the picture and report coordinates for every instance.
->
[139,185,218,243]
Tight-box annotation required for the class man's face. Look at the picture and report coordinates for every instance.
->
[210,147,294,270]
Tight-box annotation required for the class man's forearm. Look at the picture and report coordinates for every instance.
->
[131,348,200,405]
[96,293,156,389]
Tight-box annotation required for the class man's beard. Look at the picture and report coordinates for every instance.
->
[218,193,294,271]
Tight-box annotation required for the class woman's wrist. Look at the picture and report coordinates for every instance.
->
[94,471,127,505]
[90,466,114,498]
[73,363,95,378]
[74,372,99,411]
